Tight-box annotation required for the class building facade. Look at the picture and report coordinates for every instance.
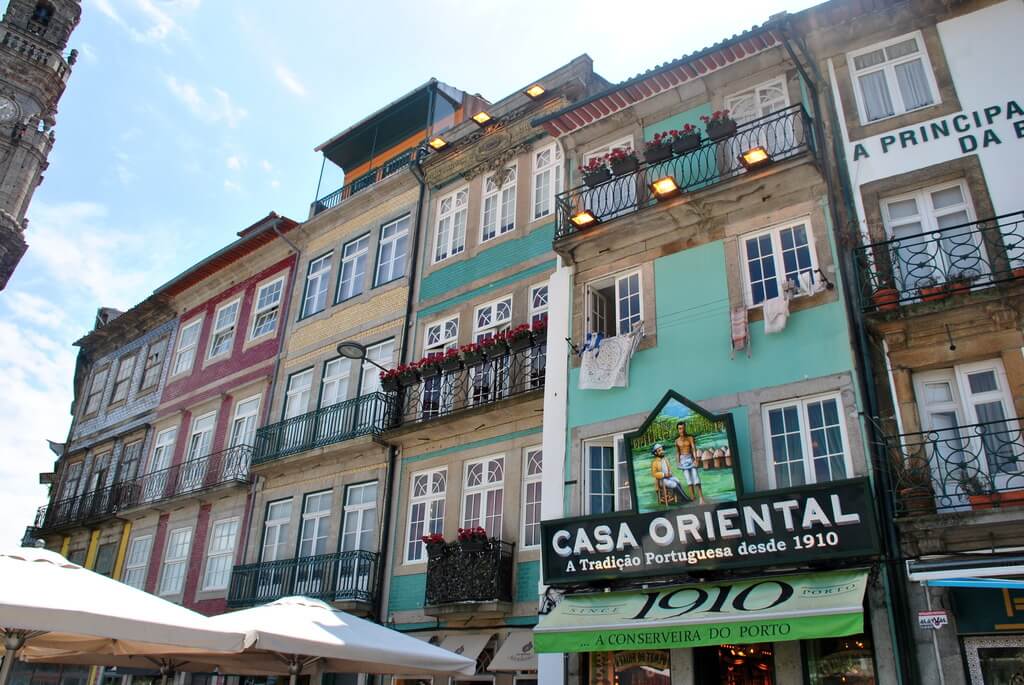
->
[0,0,81,290]
[803,0,1024,682]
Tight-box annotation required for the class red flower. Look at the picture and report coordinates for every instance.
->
[421,532,445,545]
[606,147,635,163]
[578,157,606,174]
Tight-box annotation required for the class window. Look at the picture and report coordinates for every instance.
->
[587,271,641,337]
[158,527,192,595]
[121,535,152,589]
[207,299,240,359]
[881,181,979,288]
[229,396,260,447]
[60,461,82,499]
[298,490,332,557]
[142,427,175,501]
[202,518,239,591]
[87,452,111,492]
[172,319,202,375]
[94,542,117,577]
[434,188,468,263]
[251,278,284,339]
[337,234,369,301]
[320,358,351,408]
[530,284,549,324]
[340,482,377,553]
[375,216,409,286]
[140,338,167,390]
[110,354,136,404]
[725,77,790,124]
[261,499,292,562]
[425,316,459,355]
[422,317,458,419]
[359,340,394,397]
[532,143,563,221]
[185,412,215,462]
[283,369,313,419]
[406,467,446,563]
[521,448,543,548]
[31,3,54,26]
[301,252,333,318]
[474,295,513,342]
[584,437,632,514]
[581,137,634,220]
[462,455,504,535]
[83,366,109,415]
[481,165,517,241]
[118,441,143,483]
[849,31,938,123]
[765,393,850,489]
[742,219,818,306]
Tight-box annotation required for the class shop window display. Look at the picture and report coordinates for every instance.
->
[589,650,671,685]
[805,633,877,684]
[695,643,774,685]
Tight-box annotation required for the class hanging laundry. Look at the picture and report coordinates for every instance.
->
[579,323,644,390]
[763,296,790,334]
[731,306,750,358]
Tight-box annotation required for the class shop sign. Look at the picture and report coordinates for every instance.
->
[951,586,1024,634]
[542,477,877,585]
[918,610,949,630]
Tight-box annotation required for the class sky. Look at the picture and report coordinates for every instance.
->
[0,0,821,548]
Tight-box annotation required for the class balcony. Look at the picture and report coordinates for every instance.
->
[43,484,119,531]
[312,149,413,216]
[394,340,546,427]
[424,540,514,616]
[115,444,252,510]
[0,29,70,80]
[227,551,379,609]
[252,392,394,466]
[857,212,1024,312]
[888,417,1024,516]
[553,104,813,241]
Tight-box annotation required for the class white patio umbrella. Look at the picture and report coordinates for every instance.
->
[0,548,252,685]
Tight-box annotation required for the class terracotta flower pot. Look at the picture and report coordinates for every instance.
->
[900,486,936,515]
[1012,266,1024,280]
[947,278,974,295]
[969,490,1024,510]
[871,287,899,311]
[919,285,948,302]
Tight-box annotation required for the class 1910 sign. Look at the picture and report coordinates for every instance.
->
[541,478,878,585]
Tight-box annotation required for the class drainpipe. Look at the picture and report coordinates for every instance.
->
[776,18,918,685]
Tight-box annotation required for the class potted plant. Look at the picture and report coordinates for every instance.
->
[422,532,446,558]
[379,368,401,393]
[396,363,420,388]
[701,110,737,141]
[459,341,485,366]
[439,347,462,373]
[643,132,673,164]
[671,124,702,154]
[607,147,639,176]
[579,157,610,188]
[918,277,948,302]
[871,286,900,311]
[481,331,509,357]
[457,526,489,552]
[505,323,533,353]
[1012,264,1024,280]
[531,317,548,343]
[898,456,936,515]
[418,354,442,379]
[959,474,1024,509]
[947,271,977,295]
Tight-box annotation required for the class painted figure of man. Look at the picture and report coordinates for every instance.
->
[675,422,705,504]
[650,443,688,500]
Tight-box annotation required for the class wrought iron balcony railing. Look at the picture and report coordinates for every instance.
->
[33,505,47,528]
[253,392,394,466]
[553,105,813,241]
[116,444,252,510]
[227,550,379,608]
[40,445,252,531]
[425,540,514,607]
[312,149,414,216]
[394,341,546,427]
[856,211,1024,311]
[887,417,1024,516]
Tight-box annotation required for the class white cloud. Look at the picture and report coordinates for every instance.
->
[90,0,198,44]
[3,292,66,329]
[226,155,242,170]
[224,179,241,192]
[270,179,280,189]
[260,160,272,172]
[273,64,307,97]
[78,43,99,63]
[165,76,248,128]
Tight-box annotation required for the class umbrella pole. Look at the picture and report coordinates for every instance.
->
[288,658,300,685]
[159,662,175,685]
[0,634,26,685]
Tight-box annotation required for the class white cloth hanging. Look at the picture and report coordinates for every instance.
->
[730,306,750,358]
[763,296,790,334]
[579,323,644,390]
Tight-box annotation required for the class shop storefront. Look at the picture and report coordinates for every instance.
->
[397,630,537,685]
[536,392,884,684]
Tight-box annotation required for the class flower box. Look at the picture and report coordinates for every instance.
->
[672,132,701,154]
[398,369,420,387]
[871,287,899,311]
[609,154,639,176]
[439,356,462,372]
[582,168,611,188]
[460,344,485,366]
[643,145,672,164]
[419,360,441,379]
[919,284,948,302]
[947,274,976,295]
[969,490,1024,510]
[381,376,400,393]
[481,339,509,357]
[456,526,489,552]
[507,327,533,353]
[702,111,736,141]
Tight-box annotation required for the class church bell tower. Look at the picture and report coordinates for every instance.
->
[0,0,80,290]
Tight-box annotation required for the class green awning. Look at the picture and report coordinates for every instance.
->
[534,569,868,654]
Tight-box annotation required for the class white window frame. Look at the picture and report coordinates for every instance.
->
[583,436,632,515]
[881,180,976,239]
[319,357,352,408]
[741,217,819,308]
[473,294,513,342]
[229,394,261,447]
[202,517,239,591]
[121,534,152,589]
[207,298,241,360]
[531,142,563,221]
[340,481,378,553]
[521,447,543,549]
[110,354,136,404]
[460,454,505,535]
[283,368,314,419]
[172,318,202,376]
[424,315,459,355]
[763,392,853,489]
[298,490,332,558]
[848,30,941,124]
[83,365,109,415]
[337,233,370,301]
[185,410,217,462]
[433,186,469,264]
[404,466,447,564]
[585,270,642,337]
[139,338,167,391]
[481,164,517,242]
[724,76,791,124]
[158,527,192,596]
[301,252,333,318]
[261,498,292,562]
[375,216,409,286]
[530,282,549,325]
[250,276,285,341]
[148,427,177,474]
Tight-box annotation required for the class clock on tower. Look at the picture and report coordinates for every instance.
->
[0,0,81,290]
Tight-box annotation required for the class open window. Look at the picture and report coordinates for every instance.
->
[586,270,642,338]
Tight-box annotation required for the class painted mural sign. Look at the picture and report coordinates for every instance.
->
[627,391,740,514]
